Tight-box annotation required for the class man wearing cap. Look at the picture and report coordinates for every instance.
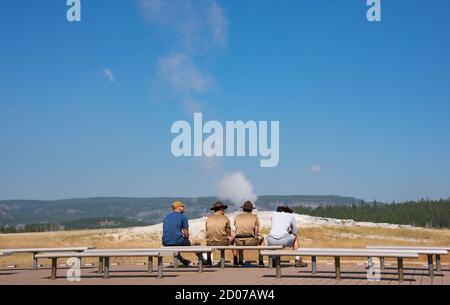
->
[162,201,192,266]
[234,201,264,266]
[205,202,235,266]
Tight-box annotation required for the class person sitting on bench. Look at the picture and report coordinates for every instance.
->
[205,202,235,266]
[267,206,307,267]
[162,201,192,266]
[234,201,264,266]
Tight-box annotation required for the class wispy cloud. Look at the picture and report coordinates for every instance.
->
[137,0,228,53]
[102,68,115,83]
[137,0,228,114]
[310,165,324,173]
[157,53,213,94]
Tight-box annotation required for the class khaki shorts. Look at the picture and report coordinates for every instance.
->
[234,236,263,246]
[207,240,231,247]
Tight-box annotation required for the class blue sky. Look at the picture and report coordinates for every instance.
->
[1,0,449,202]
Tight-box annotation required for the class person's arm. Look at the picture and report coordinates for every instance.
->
[183,228,190,239]
[226,220,231,237]
[182,215,190,239]
[254,217,260,236]
[290,216,298,235]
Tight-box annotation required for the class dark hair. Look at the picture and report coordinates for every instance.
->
[277,206,293,213]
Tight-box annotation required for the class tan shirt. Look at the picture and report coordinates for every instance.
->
[206,214,231,243]
[234,213,260,237]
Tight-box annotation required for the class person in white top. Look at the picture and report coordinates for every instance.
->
[267,206,308,267]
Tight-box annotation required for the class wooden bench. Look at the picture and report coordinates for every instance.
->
[261,248,419,282]
[85,246,214,273]
[210,246,283,268]
[35,251,172,279]
[367,246,449,277]
[0,247,95,270]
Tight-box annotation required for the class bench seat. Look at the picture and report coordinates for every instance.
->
[35,251,170,279]
[0,247,95,270]
[367,246,449,276]
[261,249,419,282]
[85,247,214,272]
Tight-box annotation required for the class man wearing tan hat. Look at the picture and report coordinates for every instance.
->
[234,201,264,266]
[162,201,192,266]
[205,202,235,266]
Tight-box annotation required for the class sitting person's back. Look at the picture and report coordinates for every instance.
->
[162,210,189,246]
[205,202,234,266]
[162,201,192,266]
[206,202,233,246]
[268,211,297,240]
[267,206,307,267]
[233,201,264,265]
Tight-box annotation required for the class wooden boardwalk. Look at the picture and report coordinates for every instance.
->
[1,263,449,285]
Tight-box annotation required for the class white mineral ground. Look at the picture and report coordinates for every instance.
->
[107,211,414,241]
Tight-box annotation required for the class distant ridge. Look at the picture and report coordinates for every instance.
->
[0,195,362,226]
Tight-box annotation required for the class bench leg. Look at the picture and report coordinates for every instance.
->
[275,257,281,279]
[98,257,104,273]
[368,257,373,270]
[380,257,385,271]
[220,250,225,269]
[311,256,317,274]
[335,257,341,281]
[148,256,154,273]
[157,256,163,279]
[32,252,38,270]
[436,255,442,274]
[197,253,203,273]
[397,258,404,282]
[173,254,178,269]
[103,257,110,279]
[51,258,57,280]
[427,254,434,279]
[269,256,274,269]
[258,251,264,266]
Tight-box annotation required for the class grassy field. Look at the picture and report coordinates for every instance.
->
[1,225,450,267]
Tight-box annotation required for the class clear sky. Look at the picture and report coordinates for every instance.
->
[1,0,449,202]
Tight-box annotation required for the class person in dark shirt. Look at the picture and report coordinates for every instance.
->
[162,201,192,266]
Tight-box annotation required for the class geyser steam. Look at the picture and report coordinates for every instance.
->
[216,172,258,207]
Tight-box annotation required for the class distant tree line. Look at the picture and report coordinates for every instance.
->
[0,223,63,233]
[0,217,146,234]
[293,199,450,228]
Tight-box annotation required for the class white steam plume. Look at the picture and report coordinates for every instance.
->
[216,172,258,207]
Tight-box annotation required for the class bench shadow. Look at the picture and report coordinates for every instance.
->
[162,269,217,274]
[297,270,427,277]
[0,272,18,276]
[41,274,179,280]
[262,274,416,282]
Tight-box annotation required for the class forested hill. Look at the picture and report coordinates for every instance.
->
[0,195,360,226]
[294,199,450,228]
